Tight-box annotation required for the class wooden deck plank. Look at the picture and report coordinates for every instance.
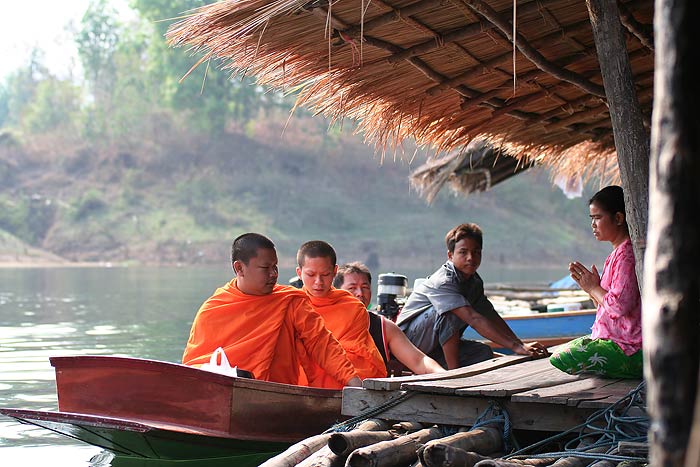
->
[577,379,644,408]
[362,355,532,391]
[402,357,553,394]
[510,376,624,406]
[454,366,584,397]
[342,350,644,433]
[341,387,597,432]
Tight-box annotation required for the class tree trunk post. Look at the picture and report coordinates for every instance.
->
[586,0,650,286]
[645,0,700,466]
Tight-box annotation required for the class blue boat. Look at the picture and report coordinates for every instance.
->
[462,309,596,353]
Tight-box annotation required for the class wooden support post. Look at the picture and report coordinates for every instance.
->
[586,0,650,286]
[419,426,503,466]
[328,431,395,457]
[420,445,490,467]
[259,433,334,467]
[346,426,443,467]
[268,419,392,467]
[644,0,700,466]
[473,459,556,466]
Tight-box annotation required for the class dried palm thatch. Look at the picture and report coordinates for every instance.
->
[410,139,532,202]
[166,0,653,185]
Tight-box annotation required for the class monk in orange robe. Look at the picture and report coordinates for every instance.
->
[183,233,361,388]
[295,240,387,388]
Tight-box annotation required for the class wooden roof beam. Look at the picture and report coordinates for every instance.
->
[545,104,609,131]
[617,0,654,50]
[539,94,602,120]
[428,20,592,96]
[343,0,445,36]
[459,56,598,112]
[461,46,649,122]
[358,35,501,112]
[371,0,443,38]
[317,3,613,142]
[539,73,652,137]
[385,0,559,64]
[460,0,607,98]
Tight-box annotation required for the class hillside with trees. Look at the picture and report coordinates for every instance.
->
[0,0,610,276]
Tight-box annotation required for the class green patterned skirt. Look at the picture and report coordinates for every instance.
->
[549,335,643,379]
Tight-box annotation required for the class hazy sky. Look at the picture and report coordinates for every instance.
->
[0,0,133,80]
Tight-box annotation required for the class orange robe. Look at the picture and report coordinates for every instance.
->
[301,287,387,388]
[183,279,357,386]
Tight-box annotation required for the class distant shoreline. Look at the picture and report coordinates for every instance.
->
[0,261,121,269]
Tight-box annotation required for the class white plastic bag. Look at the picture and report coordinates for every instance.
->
[200,347,242,377]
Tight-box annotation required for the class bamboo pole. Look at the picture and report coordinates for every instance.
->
[259,433,334,467]
[422,445,490,467]
[472,458,556,467]
[392,421,425,432]
[548,446,608,467]
[588,461,616,467]
[295,445,344,467]
[420,426,503,466]
[260,419,391,467]
[346,426,444,467]
[327,431,395,457]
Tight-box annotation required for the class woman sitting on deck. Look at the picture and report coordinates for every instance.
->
[550,186,642,379]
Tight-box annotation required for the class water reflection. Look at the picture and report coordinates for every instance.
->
[0,266,231,466]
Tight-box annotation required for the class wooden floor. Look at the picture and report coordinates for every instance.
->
[342,355,643,432]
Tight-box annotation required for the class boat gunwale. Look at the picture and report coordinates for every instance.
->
[500,309,596,321]
[49,355,342,399]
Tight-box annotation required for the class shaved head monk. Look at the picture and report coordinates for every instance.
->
[296,240,387,388]
[183,233,362,388]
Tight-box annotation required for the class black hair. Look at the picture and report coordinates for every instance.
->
[590,185,627,229]
[333,262,372,288]
[231,233,275,266]
[445,223,483,253]
[297,240,337,268]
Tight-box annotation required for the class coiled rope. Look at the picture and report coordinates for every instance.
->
[505,380,648,463]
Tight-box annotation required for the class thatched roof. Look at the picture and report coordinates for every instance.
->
[410,139,532,201]
[167,0,653,182]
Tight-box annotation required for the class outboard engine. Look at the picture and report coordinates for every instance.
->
[376,273,408,321]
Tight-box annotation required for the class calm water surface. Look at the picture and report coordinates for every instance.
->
[0,266,234,466]
[0,265,563,466]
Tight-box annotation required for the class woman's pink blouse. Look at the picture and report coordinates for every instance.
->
[590,238,642,355]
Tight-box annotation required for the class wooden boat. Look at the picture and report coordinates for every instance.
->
[0,356,345,461]
[462,308,597,351]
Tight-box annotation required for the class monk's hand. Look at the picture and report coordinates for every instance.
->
[569,261,600,293]
[346,376,362,387]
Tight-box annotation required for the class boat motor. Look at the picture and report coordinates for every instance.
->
[377,273,408,321]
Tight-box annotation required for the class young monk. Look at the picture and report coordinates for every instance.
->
[397,223,548,369]
[296,241,387,388]
[334,262,446,375]
[183,233,361,388]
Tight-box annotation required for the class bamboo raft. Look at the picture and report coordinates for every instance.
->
[265,355,647,467]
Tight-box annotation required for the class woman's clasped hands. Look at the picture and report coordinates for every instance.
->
[568,261,600,293]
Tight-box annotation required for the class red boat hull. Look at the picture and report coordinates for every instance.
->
[50,356,344,443]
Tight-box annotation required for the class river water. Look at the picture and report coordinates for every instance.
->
[0,265,564,466]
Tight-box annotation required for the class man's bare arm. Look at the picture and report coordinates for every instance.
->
[384,320,445,374]
[451,306,548,357]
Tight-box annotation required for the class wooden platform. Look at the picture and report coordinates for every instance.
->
[342,355,642,432]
